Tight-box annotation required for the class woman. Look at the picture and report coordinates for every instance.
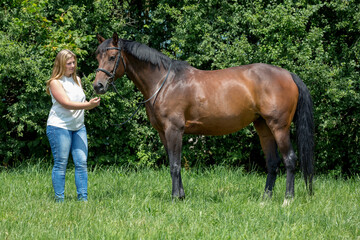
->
[46,49,100,202]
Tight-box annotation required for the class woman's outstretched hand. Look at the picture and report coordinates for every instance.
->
[87,97,101,110]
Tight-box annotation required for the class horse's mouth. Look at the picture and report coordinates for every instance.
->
[93,81,108,94]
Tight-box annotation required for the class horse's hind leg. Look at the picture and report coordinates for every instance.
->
[267,123,297,201]
[254,118,281,199]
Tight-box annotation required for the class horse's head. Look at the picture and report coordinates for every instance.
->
[93,32,126,94]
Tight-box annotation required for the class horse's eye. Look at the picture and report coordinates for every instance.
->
[109,56,116,61]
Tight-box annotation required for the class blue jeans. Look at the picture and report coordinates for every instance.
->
[46,125,88,202]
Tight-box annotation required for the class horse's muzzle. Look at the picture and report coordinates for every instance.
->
[93,82,107,94]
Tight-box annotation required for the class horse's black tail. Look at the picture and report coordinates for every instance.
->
[291,73,314,195]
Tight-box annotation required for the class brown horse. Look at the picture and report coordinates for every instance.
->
[93,33,314,203]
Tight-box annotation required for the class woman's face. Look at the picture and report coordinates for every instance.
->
[65,57,76,77]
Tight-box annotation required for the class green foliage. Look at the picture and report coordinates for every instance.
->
[0,0,359,174]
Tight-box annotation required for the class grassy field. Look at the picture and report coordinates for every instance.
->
[1,163,359,239]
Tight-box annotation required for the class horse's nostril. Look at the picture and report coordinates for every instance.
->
[93,82,105,93]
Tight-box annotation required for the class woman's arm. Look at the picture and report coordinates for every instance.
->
[49,80,100,110]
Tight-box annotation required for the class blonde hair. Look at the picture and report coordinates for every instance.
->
[46,49,80,95]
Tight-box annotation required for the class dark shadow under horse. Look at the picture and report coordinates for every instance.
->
[93,33,314,204]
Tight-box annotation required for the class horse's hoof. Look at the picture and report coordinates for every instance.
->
[262,190,273,200]
[172,194,185,201]
[282,198,293,207]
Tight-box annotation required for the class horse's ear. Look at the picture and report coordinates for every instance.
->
[112,32,119,46]
[96,33,105,44]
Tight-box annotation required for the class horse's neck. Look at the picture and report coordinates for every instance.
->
[125,55,167,99]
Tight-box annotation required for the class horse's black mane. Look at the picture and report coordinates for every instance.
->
[96,38,190,74]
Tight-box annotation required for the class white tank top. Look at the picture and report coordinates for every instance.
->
[47,75,86,131]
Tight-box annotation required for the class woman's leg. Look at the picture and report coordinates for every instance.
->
[47,126,71,202]
[71,126,88,201]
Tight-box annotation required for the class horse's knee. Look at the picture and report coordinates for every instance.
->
[170,163,181,172]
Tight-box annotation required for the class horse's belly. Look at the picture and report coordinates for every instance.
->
[184,115,256,136]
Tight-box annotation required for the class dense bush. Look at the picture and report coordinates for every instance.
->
[0,0,359,175]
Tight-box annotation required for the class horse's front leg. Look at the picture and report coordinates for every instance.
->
[161,125,185,199]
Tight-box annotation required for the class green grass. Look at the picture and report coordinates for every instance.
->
[1,163,359,239]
